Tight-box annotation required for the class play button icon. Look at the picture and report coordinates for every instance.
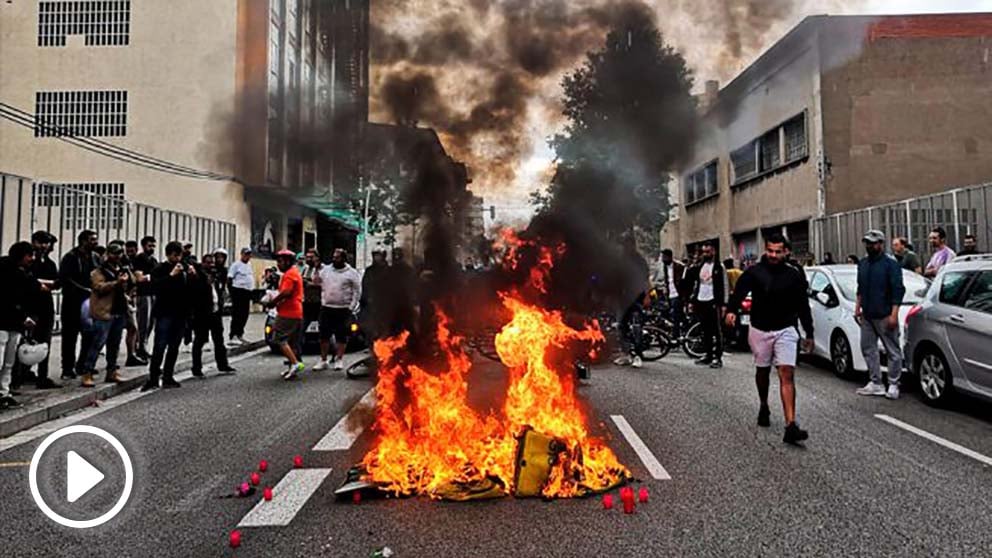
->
[29,425,134,529]
[66,450,105,503]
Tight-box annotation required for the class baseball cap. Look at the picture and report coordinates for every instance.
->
[214,248,229,257]
[107,243,124,255]
[862,230,886,244]
[240,247,252,255]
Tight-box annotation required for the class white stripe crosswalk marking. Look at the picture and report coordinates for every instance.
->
[611,415,672,480]
[875,414,992,467]
[237,468,333,527]
[313,389,376,451]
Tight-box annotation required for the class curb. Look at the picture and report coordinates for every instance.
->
[0,341,267,439]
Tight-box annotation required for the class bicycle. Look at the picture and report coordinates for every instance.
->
[596,309,671,364]
[645,295,706,359]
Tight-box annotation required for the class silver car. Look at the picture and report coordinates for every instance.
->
[905,254,992,406]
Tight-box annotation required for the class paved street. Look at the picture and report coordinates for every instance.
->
[1,346,991,557]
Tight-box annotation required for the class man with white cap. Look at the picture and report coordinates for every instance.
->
[855,229,906,400]
[228,247,255,345]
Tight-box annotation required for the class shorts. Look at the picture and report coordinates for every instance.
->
[272,317,302,347]
[319,307,353,342]
[748,326,800,368]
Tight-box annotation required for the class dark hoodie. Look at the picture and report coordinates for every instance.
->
[0,256,41,332]
[728,257,814,337]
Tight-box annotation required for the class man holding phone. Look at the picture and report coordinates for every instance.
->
[855,230,906,400]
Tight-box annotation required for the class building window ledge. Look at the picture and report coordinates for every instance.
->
[685,192,720,209]
[731,155,808,191]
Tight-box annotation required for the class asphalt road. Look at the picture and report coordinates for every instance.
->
[1,346,991,558]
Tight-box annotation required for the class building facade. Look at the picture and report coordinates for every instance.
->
[0,0,369,260]
[667,13,992,264]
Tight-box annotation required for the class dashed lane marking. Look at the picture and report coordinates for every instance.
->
[875,414,992,468]
[313,389,376,451]
[237,468,333,527]
[610,415,672,480]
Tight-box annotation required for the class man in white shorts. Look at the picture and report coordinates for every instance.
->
[726,233,815,445]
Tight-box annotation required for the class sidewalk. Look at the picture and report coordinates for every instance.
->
[0,312,270,438]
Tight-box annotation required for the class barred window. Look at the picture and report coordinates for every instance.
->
[759,129,781,172]
[784,113,808,162]
[36,183,126,230]
[38,1,131,47]
[731,142,758,183]
[684,160,718,206]
[34,90,128,138]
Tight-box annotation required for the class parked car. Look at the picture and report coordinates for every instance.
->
[905,254,992,406]
[804,265,928,378]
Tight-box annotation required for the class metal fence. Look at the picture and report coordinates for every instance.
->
[813,183,992,262]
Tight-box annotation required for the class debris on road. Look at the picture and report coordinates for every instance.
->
[371,547,395,558]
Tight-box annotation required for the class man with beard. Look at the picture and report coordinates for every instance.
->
[652,249,687,338]
[142,241,194,391]
[132,236,158,359]
[59,230,100,381]
[854,230,906,400]
[313,249,362,371]
[13,231,60,389]
[685,242,729,369]
[81,243,132,387]
[727,234,814,445]
[190,253,236,378]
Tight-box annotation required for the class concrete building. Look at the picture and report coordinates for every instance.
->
[0,0,369,260]
[666,13,992,265]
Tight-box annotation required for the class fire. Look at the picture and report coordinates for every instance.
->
[361,292,630,500]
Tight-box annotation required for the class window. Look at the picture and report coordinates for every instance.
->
[684,160,718,206]
[809,272,831,294]
[731,141,758,183]
[962,272,992,314]
[36,183,126,230]
[732,110,809,186]
[760,129,780,172]
[38,1,131,47]
[34,90,128,137]
[939,272,976,305]
[784,113,808,162]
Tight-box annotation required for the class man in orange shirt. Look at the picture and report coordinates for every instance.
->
[266,250,306,380]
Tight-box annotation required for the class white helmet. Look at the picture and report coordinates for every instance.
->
[18,341,49,367]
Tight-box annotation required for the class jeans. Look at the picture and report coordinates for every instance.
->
[0,330,22,397]
[695,301,723,360]
[229,288,251,338]
[860,318,903,386]
[60,297,90,377]
[150,314,186,382]
[192,314,230,372]
[84,315,126,375]
[136,295,155,355]
[620,295,646,358]
[667,296,685,338]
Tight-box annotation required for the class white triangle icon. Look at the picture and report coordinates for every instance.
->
[66,450,105,503]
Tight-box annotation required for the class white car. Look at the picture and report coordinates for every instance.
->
[804,264,929,378]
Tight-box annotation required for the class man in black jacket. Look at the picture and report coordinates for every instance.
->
[13,231,61,389]
[190,253,235,378]
[1,242,41,408]
[726,233,815,445]
[684,242,729,369]
[142,241,194,391]
[132,236,158,359]
[59,230,100,380]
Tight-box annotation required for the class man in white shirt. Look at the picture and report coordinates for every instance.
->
[227,248,256,345]
[652,249,686,337]
[313,249,362,371]
[685,243,729,368]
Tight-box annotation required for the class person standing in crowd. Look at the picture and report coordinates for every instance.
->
[892,237,922,274]
[228,248,255,346]
[182,243,196,264]
[724,258,743,293]
[266,250,306,380]
[143,241,194,392]
[299,248,323,357]
[190,253,236,378]
[387,247,418,338]
[820,252,837,266]
[652,249,687,338]
[958,233,979,256]
[132,236,158,360]
[313,249,362,371]
[121,241,147,368]
[685,242,729,369]
[847,254,860,265]
[12,232,60,390]
[924,227,956,278]
[614,238,652,368]
[59,230,100,381]
[0,242,41,408]
[81,243,132,387]
[855,230,906,400]
[726,233,814,445]
[213,248,230,313]
[361,249,390,341]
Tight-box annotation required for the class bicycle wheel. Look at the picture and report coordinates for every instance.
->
[639,326,671,362]
[682,322,706,359]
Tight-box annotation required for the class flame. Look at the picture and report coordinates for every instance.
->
[362,292,628,499]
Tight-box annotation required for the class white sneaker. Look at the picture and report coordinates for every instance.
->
[856,382,887,396]
[632,356,643,368]
[313,360,330,371]
[613,356,632,366]
[283,362,304,381]
[886,384,900,400]
[334,359,344,371]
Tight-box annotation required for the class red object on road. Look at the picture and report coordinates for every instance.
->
[623,496,635,514]
[239,482,251,496]
[263,487,273,501]
[259,459,269,473]
[602,494,614,510]
[638,487,649,504]
[293,455,303,468]
[352,491,362,505]
[229,530,242,548]
[250,472,261,486]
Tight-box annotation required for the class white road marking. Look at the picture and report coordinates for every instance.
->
[610,415,672,480]
[313,389,376,451]
[237,468,332,527]
[0,348,269,455]
[875,414,992,467]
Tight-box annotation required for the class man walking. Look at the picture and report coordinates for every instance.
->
[685,242,729,369]
[142,241,193,391]
[190,253,236,378]
[313,249,362,371]
[59,230,100,381]
[228,248,255,345]
[132,236,158,360]
[855,230,906,400]
[0,242,41,408]
[266,250,306,380]
[81,243,131,387]
[924,227,956,279]
[726,234,815,445]
[892,237,922,274]
[652,249,686,337]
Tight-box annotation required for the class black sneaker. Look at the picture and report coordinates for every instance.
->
[61,372,78,381]
[125,356,148,367]
[140,380,159,392]
[217,366,237,374]
[191,370,205,378]
[757,406,771,428]
[0,396,22,409]
[784,423,809,445]
[162,378,182,389]
[36,378,62,390]
[709,359,724,369]
[694,356,712,366]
